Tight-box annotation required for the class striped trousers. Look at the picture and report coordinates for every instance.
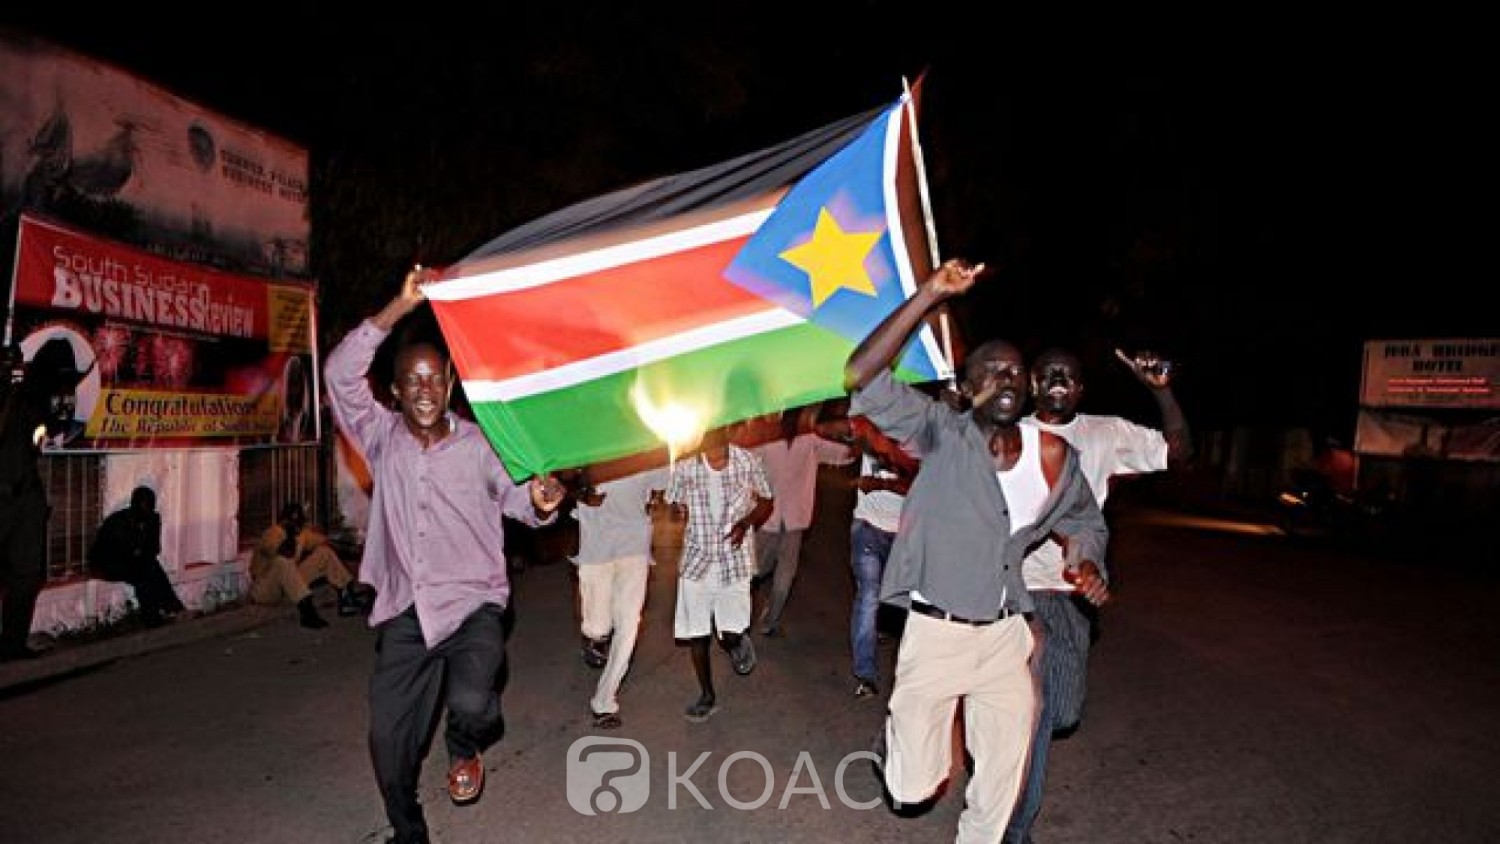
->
[1004,589,1095,844]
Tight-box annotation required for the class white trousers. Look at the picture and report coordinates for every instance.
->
[884,610,1036,844]
[577,555,651,716]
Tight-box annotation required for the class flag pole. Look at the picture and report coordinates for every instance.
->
[902,76,956,386]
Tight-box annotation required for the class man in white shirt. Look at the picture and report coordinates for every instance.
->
[571,462,669,731]
[1005,346,1192,844]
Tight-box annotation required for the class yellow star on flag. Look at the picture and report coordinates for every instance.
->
[779,208,882,307]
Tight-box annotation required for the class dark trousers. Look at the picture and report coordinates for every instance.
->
[369,603,507,844]
[103,559,186,622]
[1,493,48,654]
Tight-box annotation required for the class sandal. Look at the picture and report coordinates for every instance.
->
[730,636,757,676]
[683,699,718,723]
[580,636,610,669]
[591,710,622,730]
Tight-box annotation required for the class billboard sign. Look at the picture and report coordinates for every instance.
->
[8,215,318,450]
[1,29,309,277]
[1360,338,1500,411]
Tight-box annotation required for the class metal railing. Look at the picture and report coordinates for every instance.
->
[40,453,104,582]
[235,444,323,553]
[40,444,325,583]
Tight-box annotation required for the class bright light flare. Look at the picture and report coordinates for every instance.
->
[630,381,709,464]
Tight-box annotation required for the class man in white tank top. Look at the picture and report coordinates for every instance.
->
[846,260,1110,844]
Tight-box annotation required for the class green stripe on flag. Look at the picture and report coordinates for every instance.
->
[470,322,933,479]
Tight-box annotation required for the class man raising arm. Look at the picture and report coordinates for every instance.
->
[324,266,565,844]
[846,259,1109,844]
[1003,344,1192,844]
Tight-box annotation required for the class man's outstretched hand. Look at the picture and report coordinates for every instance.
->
[1114,348,1175,390]
[926,259,986,297]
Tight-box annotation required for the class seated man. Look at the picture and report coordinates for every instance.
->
[88,486,187,628]
[250,502,363,629]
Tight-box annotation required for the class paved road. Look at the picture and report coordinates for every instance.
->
[2,476,1498,843]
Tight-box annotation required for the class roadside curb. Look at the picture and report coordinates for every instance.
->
[0,604,286,693]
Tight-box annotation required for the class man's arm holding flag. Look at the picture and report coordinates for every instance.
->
[845,259,985,392]
[374,265,438,331]
[326,266,566,515]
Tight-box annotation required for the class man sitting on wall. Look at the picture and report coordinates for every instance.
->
[89,485,187,628]
[250,501,365,628]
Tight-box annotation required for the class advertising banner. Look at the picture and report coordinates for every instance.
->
[8,215,318,450]
[1360,338,1500,410]
[0,29,309,277]
[1355,410,1500,463]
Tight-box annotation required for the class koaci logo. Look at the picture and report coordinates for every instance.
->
[567,737,650,815]
[567,736,884,814]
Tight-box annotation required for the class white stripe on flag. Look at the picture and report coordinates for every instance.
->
[426,208,776,300]
[878,99,952,382]
[463,307,804,401]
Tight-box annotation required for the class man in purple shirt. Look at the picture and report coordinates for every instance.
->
[325,267,566,844]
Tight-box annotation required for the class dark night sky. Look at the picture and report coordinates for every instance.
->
[3,8,1490,435]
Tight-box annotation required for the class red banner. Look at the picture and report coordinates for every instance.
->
[8,215,319,450]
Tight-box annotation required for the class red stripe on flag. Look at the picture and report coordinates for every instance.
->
[434,235,769,381]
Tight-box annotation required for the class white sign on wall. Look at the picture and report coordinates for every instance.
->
[0,28,309,277]
[1360,338,1500,411]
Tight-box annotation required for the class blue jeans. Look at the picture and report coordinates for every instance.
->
[850,519,893,683]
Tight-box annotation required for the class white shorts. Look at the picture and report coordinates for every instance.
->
[674,575,751,639]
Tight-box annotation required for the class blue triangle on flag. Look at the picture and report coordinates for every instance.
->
[724,99,942,382]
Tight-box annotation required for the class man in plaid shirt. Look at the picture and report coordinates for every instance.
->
[664,423,773,723]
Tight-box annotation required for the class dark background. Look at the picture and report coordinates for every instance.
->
[3,6,1490,437]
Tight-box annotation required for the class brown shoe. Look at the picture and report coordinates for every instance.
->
[447,754,484,805]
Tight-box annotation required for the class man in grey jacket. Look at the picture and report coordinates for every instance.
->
[845,258,1109,844]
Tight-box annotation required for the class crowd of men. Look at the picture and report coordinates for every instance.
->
[3,259,1189,844]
